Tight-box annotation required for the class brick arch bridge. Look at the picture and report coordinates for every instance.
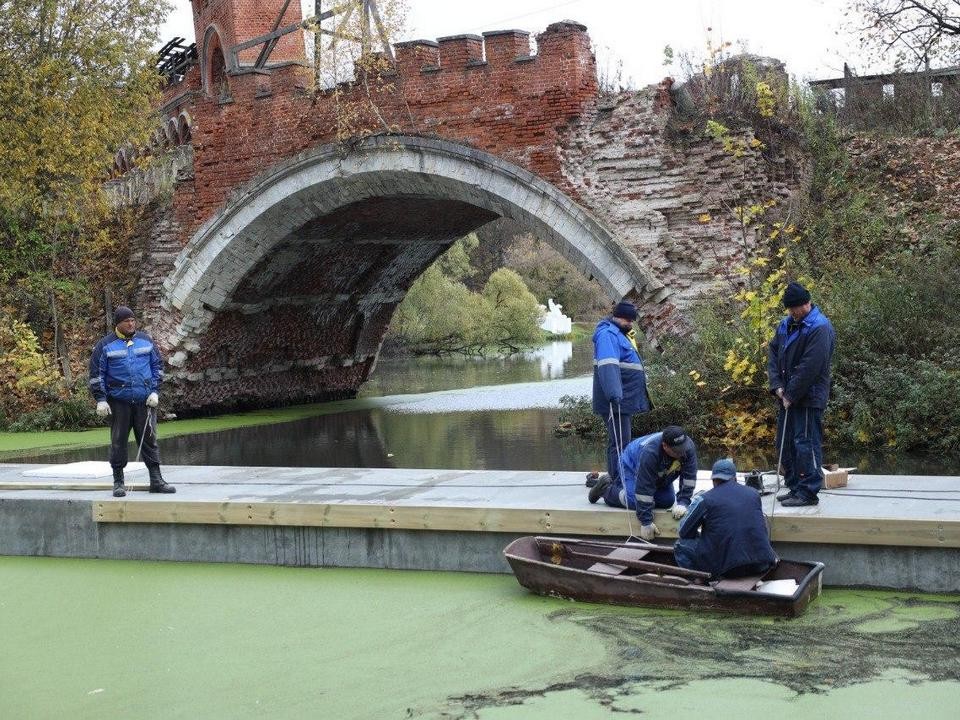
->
[114,0,801,413]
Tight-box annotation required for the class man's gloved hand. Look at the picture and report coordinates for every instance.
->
[145,392,159,408]
[671,503,688,520]
[639,523,660,541]
[96,401,111,417]
[776,387,792,409]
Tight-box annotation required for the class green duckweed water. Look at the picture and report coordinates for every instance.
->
[1,557,958,719]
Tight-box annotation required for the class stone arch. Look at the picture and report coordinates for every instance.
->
[167,117,180,145]
[202,25,230,99]
[177,111,193,143]
[161,135,667,412]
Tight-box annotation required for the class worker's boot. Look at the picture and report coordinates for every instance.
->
[585,471,609,488]
[147,464,176,494]
[775,489,795,502]
[112,467,126,498]
[588,475,613,504]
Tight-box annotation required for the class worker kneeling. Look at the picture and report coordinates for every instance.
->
[674,458,777,579]
[587,426,698,541]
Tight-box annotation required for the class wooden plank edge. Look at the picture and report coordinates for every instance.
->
[91,502,960,548]
[1,482,151,491]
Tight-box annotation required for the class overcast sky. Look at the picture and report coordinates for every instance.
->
[161,0,867,85]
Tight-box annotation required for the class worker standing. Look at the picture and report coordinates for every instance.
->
[767,282,835,507]
[591,300,652,491]
[88,306,176,497]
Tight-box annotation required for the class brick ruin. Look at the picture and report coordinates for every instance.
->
[108,0,806,414]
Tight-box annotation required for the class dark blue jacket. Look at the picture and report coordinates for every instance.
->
[592,318,651,416]
[767,305,835,409]
[677,480,777,578]
[620,432,698,525]
[88,331,163,404]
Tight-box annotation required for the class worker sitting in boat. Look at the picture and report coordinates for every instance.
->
[674,458,778,579]
[587,426,697,541]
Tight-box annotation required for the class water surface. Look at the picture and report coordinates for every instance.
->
[1,556,957,719]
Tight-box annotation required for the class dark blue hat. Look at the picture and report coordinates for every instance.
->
[612,301,638,321]
[113,305,135,324]
[782,282,811,308]
[662,426,693,455]
[711,458,737,482]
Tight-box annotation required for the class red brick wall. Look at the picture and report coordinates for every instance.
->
[173,18,598,239]
[192,0,305,67]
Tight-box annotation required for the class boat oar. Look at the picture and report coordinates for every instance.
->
[558,546,712,583]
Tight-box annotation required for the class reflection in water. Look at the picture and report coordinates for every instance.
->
[360,340,592,397]
[12,336,960,475]
[520,341,574,379]
[20,407,603,472]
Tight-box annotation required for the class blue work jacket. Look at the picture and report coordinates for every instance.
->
[767,305,835,409]
[592,318,651,416]
[88,331,163,404]
[677,479,777,578]
[620,432,698,525]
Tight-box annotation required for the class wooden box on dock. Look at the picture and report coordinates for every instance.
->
[822,466,852,489]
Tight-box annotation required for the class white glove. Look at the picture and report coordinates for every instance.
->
[640,523,660,541]
[146,392,159,408]
[671,503,688,520]
[96,401,111,417]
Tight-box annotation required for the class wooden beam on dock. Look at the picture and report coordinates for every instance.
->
[1,482,150,491]
[92,501,960,548]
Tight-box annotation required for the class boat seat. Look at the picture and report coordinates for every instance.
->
[637,573,690,585]
[712,575,764,592]
[586,548,650,576]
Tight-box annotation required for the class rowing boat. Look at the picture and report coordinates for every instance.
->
[503,536,824,617]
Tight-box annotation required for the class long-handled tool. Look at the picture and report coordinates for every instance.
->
[609,402,647,543]
[135,407,155,463]
[768,405,790,539]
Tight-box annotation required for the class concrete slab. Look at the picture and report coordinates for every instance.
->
[0,463,958,591]
[22,461,146,479]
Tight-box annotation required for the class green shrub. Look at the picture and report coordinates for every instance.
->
[389,237,545,356]
[7,392,99,432]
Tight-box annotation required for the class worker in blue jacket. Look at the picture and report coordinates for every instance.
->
[674,458,777,579]
[591,300,652,488]
[88,306,175,497]
[588,426,697,541]
[767,282,835,507]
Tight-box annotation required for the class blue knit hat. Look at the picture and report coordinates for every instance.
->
[612,301,637,321]
[782,282,811,308]
[711,458,737,483]
[113,305,135,324]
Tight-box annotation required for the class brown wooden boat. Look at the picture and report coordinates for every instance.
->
[503,536,824,617]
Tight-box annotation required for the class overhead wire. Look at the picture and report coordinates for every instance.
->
[461,0,590,33]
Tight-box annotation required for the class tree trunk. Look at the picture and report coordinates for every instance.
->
[49,291,73,386]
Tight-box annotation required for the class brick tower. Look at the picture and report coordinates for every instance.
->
[190,0,305,94]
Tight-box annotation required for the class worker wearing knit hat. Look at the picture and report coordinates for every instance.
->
[590,299,652,493]
[768,282,835,507]
[89,305,175,498]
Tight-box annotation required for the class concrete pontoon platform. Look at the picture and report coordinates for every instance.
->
[1,463,959,592]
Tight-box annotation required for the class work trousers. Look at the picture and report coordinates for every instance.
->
[775,405,824,501]
[604,411,632,483]
[601,478,676,512]
[674,538,773,579]
[108,398,160,469]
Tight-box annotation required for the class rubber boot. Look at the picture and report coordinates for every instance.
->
[112,467,126,497]
[147,464,176,494]
[588,475,613,504]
